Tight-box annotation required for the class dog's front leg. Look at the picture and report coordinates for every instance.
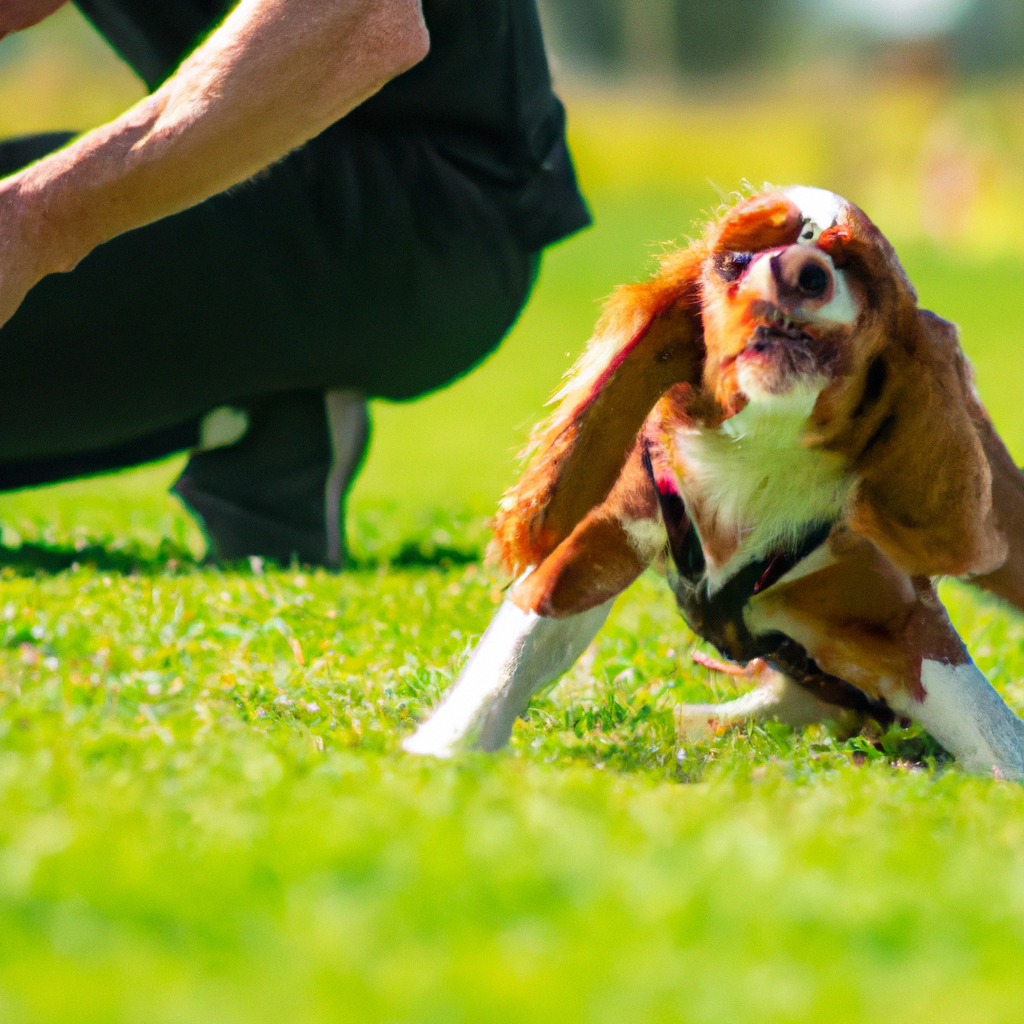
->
[401,594,614,756]
[404,447,663,757]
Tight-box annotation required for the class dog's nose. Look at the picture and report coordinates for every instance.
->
[769,246,833,307]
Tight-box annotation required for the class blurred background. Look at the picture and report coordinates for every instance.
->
[2,1,1024,563]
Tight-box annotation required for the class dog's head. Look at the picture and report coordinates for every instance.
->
[494,186,984,578]
[697,187,918,421]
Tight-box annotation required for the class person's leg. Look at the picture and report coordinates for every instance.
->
[172,390,369,565]
[0,5,549,567]
[0,128,535,565]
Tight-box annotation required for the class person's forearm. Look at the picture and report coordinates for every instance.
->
[7,0,428,282]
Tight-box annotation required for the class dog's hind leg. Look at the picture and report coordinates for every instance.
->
[404,446,663,757]
[675,661,863,741]
[747,531,1024,777]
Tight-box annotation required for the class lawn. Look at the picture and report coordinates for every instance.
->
[3,11,1024,1023]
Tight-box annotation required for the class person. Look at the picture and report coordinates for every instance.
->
[0,0,590,565]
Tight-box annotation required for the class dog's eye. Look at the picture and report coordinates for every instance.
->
[715,252,753,282]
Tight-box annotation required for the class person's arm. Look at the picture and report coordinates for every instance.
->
[0,0,429,327]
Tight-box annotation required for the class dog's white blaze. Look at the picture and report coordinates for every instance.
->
[402,598,612,757]
[676,387,854,591]
[621,516,666,561]
[785,185,845,241]
[885,660,1024,778]
[781,187,858,323]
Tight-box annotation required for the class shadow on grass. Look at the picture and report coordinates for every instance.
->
[0,539,482,576]
[0,540,200,576]
[358,541,480,569]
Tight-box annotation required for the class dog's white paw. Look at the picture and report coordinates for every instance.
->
[401,720,458,758]
[674,703,726,743]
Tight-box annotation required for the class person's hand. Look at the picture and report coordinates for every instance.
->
[0,0,69,40]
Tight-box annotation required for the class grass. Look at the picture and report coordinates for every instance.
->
[2,566,1024,1023]
[3,10,1024,1021]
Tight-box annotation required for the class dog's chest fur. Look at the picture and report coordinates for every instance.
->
[671,389,855,590]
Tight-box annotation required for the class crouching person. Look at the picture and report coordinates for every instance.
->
[0,0,589,565]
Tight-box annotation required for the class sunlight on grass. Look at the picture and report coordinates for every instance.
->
[0,564,1023,1022]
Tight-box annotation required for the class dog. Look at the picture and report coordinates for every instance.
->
[404,186,1024,778]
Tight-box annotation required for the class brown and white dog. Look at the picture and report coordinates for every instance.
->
[404,186,1024,778]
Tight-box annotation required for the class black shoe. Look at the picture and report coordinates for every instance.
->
[172,389,369,567]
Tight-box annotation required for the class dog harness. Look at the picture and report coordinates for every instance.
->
[642,443,895,723]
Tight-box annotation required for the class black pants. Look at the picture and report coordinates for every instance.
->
[0,126,537,487]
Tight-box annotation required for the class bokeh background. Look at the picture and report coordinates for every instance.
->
[3,0,1024,562]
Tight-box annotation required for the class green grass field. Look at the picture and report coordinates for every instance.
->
[5,12,1024,1022]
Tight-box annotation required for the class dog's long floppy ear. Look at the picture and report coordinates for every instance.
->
[952,348,1024,611]
[848,309,1005,579]
[491,244,707,576]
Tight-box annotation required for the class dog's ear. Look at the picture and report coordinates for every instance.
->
[849,309,1004,578]
[491,244,707,576]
